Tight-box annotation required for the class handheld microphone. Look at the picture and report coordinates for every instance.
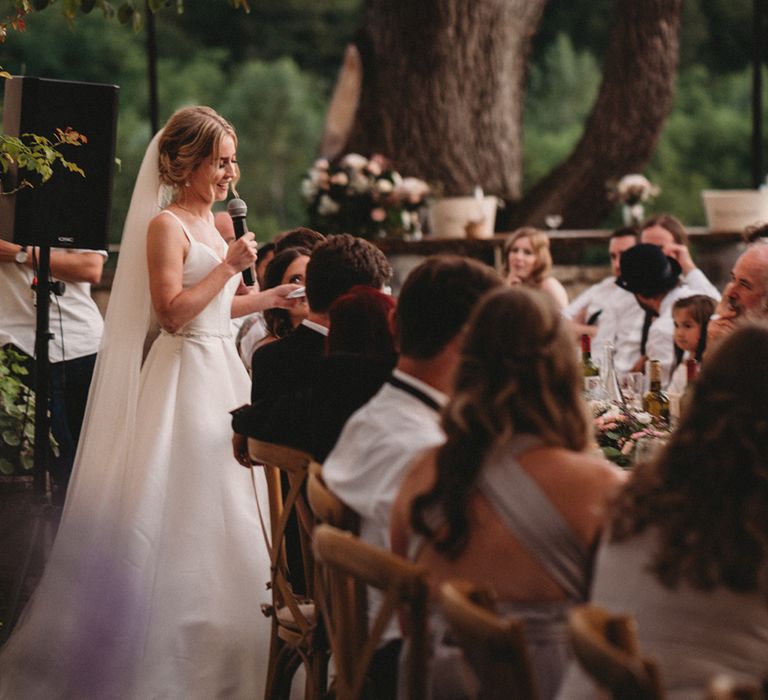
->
[227,197,255,286]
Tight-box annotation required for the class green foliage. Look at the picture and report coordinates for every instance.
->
[0,126,86,193]
[0,346,57,475]
[522,33,601,189]
[219,58,325,241]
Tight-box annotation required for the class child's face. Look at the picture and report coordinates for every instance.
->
[673,308,700,354]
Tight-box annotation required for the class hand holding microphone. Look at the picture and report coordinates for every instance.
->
[227,198,256,286]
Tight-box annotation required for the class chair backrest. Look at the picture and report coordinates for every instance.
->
[438,579,539,700]
[247,438,315,626]
[307,461,360,532]
[706,675,763,700]
[568,604,664,700]
[312,524,429,700]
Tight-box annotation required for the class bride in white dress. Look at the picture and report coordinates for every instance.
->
[0,106,294,699]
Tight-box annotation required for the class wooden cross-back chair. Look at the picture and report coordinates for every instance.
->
[438,579,539,700]
[568,604,664,700]
[248,438,328,700]
[306,460,359,532]
[312,524,429,700]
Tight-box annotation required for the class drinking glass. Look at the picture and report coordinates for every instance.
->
[620,372,644,409]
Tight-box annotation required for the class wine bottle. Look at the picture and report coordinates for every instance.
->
[643,359,670,422]
[581,334,599,379]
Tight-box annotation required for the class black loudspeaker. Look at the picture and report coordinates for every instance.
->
[0,77,119,250]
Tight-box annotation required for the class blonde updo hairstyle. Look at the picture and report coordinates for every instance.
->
[158,106,239,197]
[503,227,553,286]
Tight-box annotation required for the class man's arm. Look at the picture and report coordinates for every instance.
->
[0,241,105,284]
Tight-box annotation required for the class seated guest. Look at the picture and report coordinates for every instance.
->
[503,227,569,309]
[558,322,768,699]
[614,244,719,386]
[231,233,392,465]
[251,247,310,351]
[707,240,768,348]
[563,226,638,342]
[390,286,623,700]
[667,294,716,395]
[234,284,397,461]
[596,214,720,374]
[324,255,502,698]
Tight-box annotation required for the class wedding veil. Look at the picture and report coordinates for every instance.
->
[63,130,166,523]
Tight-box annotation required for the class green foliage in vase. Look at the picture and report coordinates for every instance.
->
[0,346,57,476]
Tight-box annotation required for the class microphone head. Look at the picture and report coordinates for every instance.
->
[227,197,247,218]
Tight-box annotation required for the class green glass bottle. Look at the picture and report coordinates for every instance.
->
[581,334,599,382]
[643,359,670,423]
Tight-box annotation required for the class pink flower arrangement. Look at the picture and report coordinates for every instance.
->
[591,401,670,468]
[302,153,430,240]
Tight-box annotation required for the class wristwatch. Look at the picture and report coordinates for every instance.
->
[14,247,28,264]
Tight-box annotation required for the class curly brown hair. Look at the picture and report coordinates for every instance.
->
[502,227,553,286]
[410,286,590,558]
[610,321,768,594]
[158,106,238,194]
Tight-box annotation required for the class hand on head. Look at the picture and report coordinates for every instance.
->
[661,242,695,274]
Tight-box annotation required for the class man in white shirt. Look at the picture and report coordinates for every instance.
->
[564,226,638,331]
[323,255,501,697]
[595,214,721,374]
[615,243,719,387]
[0,241,106,498]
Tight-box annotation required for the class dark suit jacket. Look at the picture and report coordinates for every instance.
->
[233,351,396,462]
[248,323,327,404]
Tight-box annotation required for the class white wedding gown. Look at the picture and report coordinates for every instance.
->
[0,219,272,699]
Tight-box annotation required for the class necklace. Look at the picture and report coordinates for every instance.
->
[174,202,212,226]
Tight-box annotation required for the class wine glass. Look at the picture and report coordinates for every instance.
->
[620,372,644,409]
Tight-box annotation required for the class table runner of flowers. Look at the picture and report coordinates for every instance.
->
[591,400,670,468]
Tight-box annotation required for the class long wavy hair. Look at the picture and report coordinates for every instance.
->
[410,286,590,558]
[502,227,553,286]
[611,322,768,594]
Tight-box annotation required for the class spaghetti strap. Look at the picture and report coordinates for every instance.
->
[479,437,588,601]
[160,209,194,244]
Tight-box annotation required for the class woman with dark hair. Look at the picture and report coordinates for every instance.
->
[503,227,569,309]
[390,286,622,699]
[258,246,311,348]
[559,322,768,699]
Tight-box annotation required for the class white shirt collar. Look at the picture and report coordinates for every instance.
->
[391,367,449,407]
[301,319,329,336]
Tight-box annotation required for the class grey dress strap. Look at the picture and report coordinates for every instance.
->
[479,435,588,601]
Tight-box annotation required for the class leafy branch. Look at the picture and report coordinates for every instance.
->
[1,0,250,37]
[0,127,87,195]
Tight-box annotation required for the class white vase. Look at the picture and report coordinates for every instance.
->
[427,196,498,239]
[622,203,645,226]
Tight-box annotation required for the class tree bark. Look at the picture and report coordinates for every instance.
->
[510,0,683,228]
[344,0,547,198]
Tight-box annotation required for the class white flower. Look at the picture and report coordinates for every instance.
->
[348,172,371,195]
[317,194,340,216]
[376,178,394,194]
[395,177,430,204]
[635,411,653,425]
[301,178,318,200]
[602,406,622,420]
[341,153,368,170]
[330,172,349,187]
[313,157,330,171]
[613,173,660,205]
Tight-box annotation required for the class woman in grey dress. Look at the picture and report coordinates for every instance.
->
[391,286,624,699]
[559,321,768,699]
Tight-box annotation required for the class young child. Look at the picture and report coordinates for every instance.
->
[668,294,717,394]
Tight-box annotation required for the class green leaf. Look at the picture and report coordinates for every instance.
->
[0,458,16,475]
[20,452,34,471]
[2,430,21,447]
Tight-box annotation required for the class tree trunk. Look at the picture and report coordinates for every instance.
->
[344,0,547,198]
[510,0,683,228]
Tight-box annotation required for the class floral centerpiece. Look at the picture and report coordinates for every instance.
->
[302,153,430,240]
[591,400,670,468]
[607,173,661,226]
